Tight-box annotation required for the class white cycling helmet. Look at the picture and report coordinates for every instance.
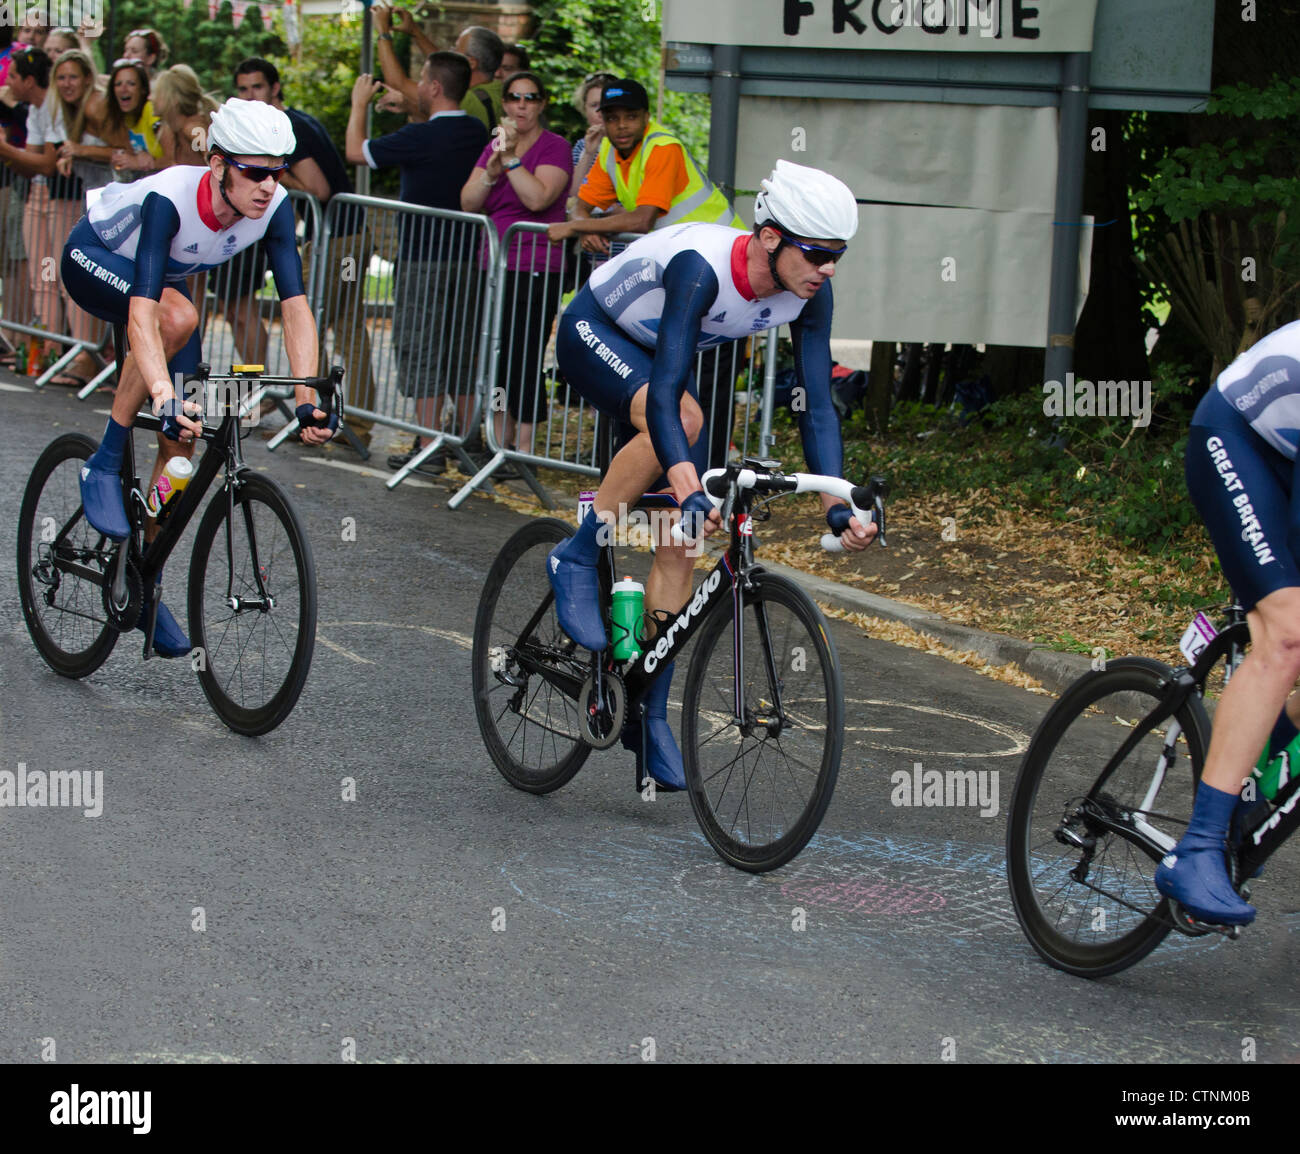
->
[754,159,859,242]
[208,98,296,159]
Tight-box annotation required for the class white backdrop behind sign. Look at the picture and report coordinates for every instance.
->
[664,0,1099,54]
[737,97,1090,344]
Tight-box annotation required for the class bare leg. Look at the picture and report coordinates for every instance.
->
[1199,587,1300,794]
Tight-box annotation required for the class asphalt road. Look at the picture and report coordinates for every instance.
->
[2,378,1296,1064]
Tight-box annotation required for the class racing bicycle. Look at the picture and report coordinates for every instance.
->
[472,458,888,872]
[17,358,342,735]
[1006,604,1300,977]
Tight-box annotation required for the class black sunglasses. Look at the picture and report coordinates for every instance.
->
[777,229,848,265]
[222,155,290,183]
[504,91,542,103]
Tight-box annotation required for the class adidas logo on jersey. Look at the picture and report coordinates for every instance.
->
[711,311,726,323]
[183,242,199,253]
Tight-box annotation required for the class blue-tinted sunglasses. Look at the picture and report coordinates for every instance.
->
[222,155,290,183]
[776,229,848,265]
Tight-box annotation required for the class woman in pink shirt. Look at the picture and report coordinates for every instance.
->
[461,70,572,465]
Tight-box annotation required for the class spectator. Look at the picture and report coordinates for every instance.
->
[104,59,164,178]
[26,49,108,386]
[43,29,78,63]
[0,46,47,354]
[495,43,528,81]
[235,56,376,450]
[568,71,614,205]
[344,54,488,474]
[151,65,218,168]
[460,70,571,467]
[373,6,505,133]
[121,28,167,76]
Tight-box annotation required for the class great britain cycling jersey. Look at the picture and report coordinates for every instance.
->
[1186,320,1300,610]
[559,221,840,478]
[76,165,303,301]
[62,165,304,373]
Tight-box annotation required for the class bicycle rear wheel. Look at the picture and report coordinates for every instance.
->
[1006,657,1210,978]
[473,518,593,793]
[681,572,843,872]
[16,433,119,677]
[188,473,317,735]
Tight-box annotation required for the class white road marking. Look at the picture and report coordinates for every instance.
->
[317,620,473,650]
[296,456,436,489]
[0,381,32,392]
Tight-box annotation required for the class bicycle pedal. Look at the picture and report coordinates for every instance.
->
[1168,899,1243,940]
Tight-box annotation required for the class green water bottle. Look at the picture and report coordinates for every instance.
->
[611,577,645,661]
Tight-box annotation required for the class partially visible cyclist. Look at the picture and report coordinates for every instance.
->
[62,97,336,657]
[1157,318,1300,925]
[544,159,876,792]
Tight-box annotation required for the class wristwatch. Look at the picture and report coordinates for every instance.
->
[377,32,393,41]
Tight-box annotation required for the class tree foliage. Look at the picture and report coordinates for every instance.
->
[522,0,709,167]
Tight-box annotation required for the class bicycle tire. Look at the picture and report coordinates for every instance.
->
[16,433,119,678]
[681,571,844,872]
[473,518,593,793]
[1006,656,1210,978]
[188,472,317,735]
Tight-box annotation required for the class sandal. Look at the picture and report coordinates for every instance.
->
[49,372,90,388]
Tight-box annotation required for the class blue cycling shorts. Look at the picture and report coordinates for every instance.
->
[1186,387,1300,611]
[61,216,202,374]
[556,284,707,482]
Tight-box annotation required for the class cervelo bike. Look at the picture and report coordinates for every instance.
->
[472,458,888,872]
[17,356,342,735]
[1006,603,1300,977]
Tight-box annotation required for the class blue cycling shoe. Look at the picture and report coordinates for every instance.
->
[1155,845,1256,925]
[622,661,685,792]
[546,545,606,651]
[142,589,191,658]
[79,461,129,541]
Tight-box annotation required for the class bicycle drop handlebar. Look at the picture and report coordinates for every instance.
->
[668,466,889,550]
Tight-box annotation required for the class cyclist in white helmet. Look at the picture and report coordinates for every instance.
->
[62,97,336,657]
[547,159,876,790]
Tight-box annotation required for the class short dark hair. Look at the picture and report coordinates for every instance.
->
[503,70,548,104]
[234,57,279,90]
[12,46,51,88]
[500,43,529,69]
[424,51,471,104]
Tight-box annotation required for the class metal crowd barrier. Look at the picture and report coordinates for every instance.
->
[268,192,501,484]
[446,221,765,511]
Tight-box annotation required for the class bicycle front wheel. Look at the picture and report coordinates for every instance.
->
[682,572,843,872]
[1006,657,1210,978]
[188,473,317,735]
[472,518,594,793]
[16,433,118,678]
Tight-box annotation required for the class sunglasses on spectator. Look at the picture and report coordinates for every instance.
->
[776,230,848,265]
[222,156,290,183]
[504,91,542,103]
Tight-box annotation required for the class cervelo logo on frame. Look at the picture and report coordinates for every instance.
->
[643,569,723,673]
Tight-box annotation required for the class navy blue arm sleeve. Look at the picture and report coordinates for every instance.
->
[789,279,843,480]
[131,192,182,302]
[646,251,719,474]
[264,198,306,301]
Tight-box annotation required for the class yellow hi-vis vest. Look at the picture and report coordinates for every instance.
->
[599,121,743,229]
